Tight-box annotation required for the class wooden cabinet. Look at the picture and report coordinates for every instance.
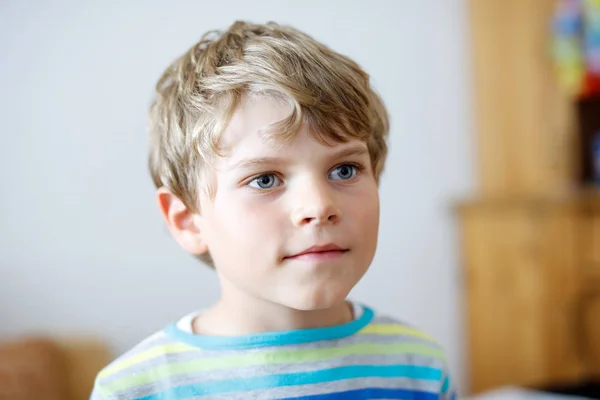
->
[582,295,600,378]
[459,0,600,394]
[458,197,600,394]
[458,200,587,393]
[468,0,577,197]
[579,207,600,280]
[576,201,600,380]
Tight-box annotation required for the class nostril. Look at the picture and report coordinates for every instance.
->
[327,214,340,222]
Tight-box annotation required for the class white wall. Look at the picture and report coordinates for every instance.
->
[0,0,474,393]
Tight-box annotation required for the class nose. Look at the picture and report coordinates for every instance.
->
[290,178,341,227]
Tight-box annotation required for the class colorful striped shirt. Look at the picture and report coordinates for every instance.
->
[91,303,457,399]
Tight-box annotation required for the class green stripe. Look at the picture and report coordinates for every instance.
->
[99,343,195,378]
[103,342,445,393]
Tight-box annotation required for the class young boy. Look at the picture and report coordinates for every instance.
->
[91,21,457,400]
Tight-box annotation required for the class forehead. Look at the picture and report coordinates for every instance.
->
[216,96,366,163]
[217,95,291,151]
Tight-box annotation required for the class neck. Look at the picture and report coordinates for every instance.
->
[193,284,354,336]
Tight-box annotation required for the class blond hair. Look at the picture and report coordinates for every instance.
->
[148,21,389,267]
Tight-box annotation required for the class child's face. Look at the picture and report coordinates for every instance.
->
[196,96,380,311]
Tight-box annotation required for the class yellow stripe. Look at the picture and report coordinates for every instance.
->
[359,324,436,342]
[99,343,195,378]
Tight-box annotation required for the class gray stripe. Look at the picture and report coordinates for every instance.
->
[128,331,171,352]
[191,376,441,400]
[371,315,414,326]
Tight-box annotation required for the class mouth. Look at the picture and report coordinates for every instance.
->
[284,243,349,262]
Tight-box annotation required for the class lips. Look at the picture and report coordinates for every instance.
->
[285,243,349,259]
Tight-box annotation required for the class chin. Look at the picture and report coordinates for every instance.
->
[282,283,352,311]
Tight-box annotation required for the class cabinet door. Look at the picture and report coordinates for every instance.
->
[538,209,584,383]
[582,296,600,378]
[579,209,600,280]
[460,206,583,393]
[461,208,546,392]
[578,208,600,378]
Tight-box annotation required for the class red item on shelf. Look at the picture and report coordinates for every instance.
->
[580,71,600,98]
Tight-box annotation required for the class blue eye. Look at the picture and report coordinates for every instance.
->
[329,164,357,181]
[248,174,281,189]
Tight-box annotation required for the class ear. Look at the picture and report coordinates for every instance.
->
[156,187,209,255]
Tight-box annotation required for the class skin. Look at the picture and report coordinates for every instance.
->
[157,96,380,336]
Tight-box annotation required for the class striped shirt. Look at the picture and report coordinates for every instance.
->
[91,303,456,399]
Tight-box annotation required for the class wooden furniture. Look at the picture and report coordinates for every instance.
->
[458,0,600,394]
[468,0,577,197]
[0,336,112,400]
[458,194,600,393]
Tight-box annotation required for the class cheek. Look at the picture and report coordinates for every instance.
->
[349,192,380,256]
[348,186,379,227]
[359,202,379,238]
[214,195,282,244]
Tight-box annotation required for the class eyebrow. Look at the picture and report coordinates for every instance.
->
[333,144,369,160]
[228,156,285,171]
[228,144,369,172]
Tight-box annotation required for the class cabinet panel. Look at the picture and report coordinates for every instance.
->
[579,211,600,280]
[461,209,546,392]
[582,297,600,378]
[459,205,583,393]
[468,0,576,196]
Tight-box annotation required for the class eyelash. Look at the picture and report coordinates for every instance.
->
[245,162,366,191]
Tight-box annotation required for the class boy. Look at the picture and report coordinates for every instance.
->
[91,21,457,399]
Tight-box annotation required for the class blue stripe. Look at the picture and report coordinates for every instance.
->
[138,364,443,399]
[441,375,450,393]
[163,305,374,350]
[278,387,439,400]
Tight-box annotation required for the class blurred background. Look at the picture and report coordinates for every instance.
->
[1,0,600,399]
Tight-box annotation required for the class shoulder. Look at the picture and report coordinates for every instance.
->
[90,329,192,399]
[361,307,457,397]
[364,308,446,351]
